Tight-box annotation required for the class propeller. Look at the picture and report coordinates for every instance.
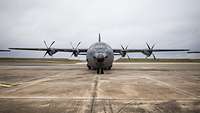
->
[121,45,132,61]
[70,42,81,57]
[144,42,156,60]
[43,40,57,57]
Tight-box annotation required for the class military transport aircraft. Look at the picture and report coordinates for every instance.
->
[9,34,189,74]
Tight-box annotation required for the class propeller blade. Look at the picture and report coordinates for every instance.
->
[49,41,55,48]
[146,42,151,50]
[70,53,74,57]
[44,51,48,57]
[125,45,128,50]
[75,42,81,49]
[70,42,74,49]
[121,45,125,50]
[152,53,156,60]
[151,44,155,49]
[99,33,101,42]
[43,41,48,48]
[127,54,131,62]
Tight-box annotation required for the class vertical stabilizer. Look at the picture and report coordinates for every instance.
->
[98,33,101,42]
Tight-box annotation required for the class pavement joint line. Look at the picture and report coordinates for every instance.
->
[0,97,198,100]
[142,76,198,98]
[90,75,100,113]
[3,72,65,93]
[0,97,198,104]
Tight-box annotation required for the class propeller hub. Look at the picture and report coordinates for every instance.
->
[72,50,79,57]
[120,45,132,61]
[120,45,128,57]
[143,42,156,60]
[43,41,56,57]
[121,51,127,57]
[70,42,81,57]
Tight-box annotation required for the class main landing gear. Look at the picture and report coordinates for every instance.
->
[87,64,91,70]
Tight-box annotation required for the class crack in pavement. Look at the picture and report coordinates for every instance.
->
[90,75,100,113]
[142,75,199,98]
[3,72,65,93]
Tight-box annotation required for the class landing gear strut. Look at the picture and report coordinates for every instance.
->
[87,64,91,70]
[100,68,104,74]
[97,68,100,74]
[97,68,104,74]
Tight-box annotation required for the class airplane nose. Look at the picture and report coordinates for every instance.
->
[94,53,106,62]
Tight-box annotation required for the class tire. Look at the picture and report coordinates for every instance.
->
[87,65,91,70]
[97,68,100,74]
[100,68,104,74]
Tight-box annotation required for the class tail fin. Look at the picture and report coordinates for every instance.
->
[98,33,101,42]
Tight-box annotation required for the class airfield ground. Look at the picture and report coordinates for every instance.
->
[0,59,199,113]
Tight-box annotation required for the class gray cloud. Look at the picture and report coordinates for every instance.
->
[0,0,200,58]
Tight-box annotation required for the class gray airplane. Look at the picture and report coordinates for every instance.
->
[9,34,189,74]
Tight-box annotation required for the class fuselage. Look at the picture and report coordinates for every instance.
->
[86,42,114,70]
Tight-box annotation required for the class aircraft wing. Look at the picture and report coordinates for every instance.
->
[113,49,189,53]
[0,50,10,52]
[9,48,88,52]
[149,49,190,52]
[187,51,200,53]
[56,48,88,52]
[9,48,47,51]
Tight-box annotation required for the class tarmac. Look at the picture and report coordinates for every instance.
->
[0,62,199,113]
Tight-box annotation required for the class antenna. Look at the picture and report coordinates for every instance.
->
[98,33,101,42]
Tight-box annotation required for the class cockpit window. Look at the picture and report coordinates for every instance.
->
[95,44,104,48]
[90,43,111,51]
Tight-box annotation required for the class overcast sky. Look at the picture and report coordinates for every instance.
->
[0,0,200,58]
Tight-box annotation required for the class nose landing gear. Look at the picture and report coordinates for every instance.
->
[97,68,104,74]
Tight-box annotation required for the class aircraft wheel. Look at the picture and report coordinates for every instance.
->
[97,68,100,74]
[87,65,91,70]
[100,68,104,74]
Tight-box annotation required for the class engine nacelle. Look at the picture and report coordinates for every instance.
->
[47,49,57,56]
[142,50,152,57]
[120,51,127,57]
[72,50,79,57]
